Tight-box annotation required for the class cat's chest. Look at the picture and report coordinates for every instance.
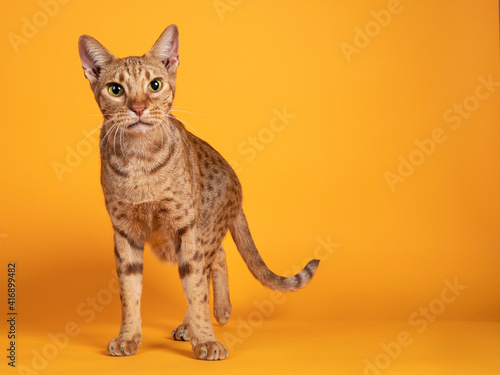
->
[102,149,192,203]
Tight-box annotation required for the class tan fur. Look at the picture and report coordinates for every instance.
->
[78,25,319,360]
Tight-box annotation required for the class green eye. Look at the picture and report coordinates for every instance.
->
[148,79,162,92]
[108,84,123,97]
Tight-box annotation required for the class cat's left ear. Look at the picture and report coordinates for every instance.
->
[145,25,180,77]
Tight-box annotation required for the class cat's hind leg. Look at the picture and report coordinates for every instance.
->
[211,246,232,325]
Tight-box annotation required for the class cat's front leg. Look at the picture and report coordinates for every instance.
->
[177,230,227,360]
[107,229,144,356]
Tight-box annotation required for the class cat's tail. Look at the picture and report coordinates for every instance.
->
[229,207,320,292]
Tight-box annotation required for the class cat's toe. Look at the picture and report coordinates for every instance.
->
[193,341,227,361]
[107,335,141,356]
[172,323,191,341]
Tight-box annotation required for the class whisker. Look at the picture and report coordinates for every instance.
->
[165,117,189,150]
[113,125,120,159]
[78,123,103,146]
[159,121,164,150]
[76,102,113,112]
[170,109,210,116]
[161,119,176,156]
[161,120,174,156]
[100,123,117,151]
[120,125,125,160]
[164,113,201,137]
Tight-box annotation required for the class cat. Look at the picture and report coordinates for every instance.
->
[78,24,319,361]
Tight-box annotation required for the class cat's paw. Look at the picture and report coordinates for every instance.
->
[172,323,191,341]
[214,302,232,325]
[107,335,141,356]
[193,341,228,361]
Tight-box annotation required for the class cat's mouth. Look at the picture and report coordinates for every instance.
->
[127,120,154,132]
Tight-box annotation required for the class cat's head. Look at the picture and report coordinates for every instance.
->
[78,25,179,134]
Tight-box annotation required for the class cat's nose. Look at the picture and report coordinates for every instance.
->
[132,106,146,116]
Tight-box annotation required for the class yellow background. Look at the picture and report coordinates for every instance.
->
[1,0,499,374]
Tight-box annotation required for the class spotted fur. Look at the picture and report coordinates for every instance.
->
[78,24,320,360]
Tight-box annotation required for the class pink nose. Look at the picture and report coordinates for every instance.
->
[132,106,146,116]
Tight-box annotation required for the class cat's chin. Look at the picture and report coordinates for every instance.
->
[125,121,154,134]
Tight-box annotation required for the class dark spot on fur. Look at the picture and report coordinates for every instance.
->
[202,294,208,303]
[177,224,191,236]
[178,263,192,278]
[295,273,303,286]
[114,244,122,262]
[116,213,127,221]
[125,263,143,275]
[193,251,203,262]
[175,236,182,253]
[113,226,144,250]
[304,264,314,279]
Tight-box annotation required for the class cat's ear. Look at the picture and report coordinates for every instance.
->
[78,35,117,86]
[145,25,180,76]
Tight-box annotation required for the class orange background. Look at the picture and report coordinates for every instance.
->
[1,0,499,374]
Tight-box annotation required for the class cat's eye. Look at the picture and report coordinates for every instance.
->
[148,79,162,92]
[108,84,123,97]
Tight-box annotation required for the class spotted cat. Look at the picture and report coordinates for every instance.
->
[78,24,319,360]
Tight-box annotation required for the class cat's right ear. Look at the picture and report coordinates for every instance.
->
[78,35,117,86]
